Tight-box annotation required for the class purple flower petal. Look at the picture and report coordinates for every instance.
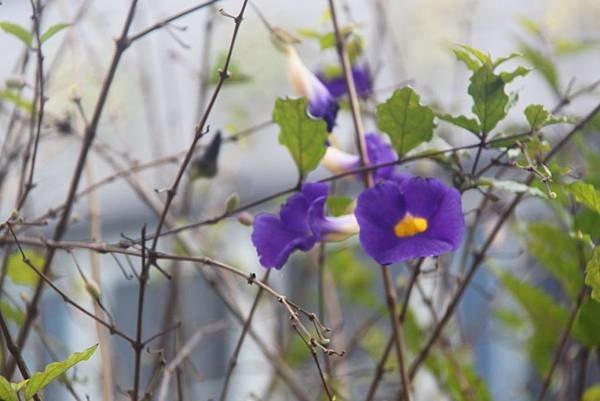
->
[365,133,396,181]
[306,83,340,132]
[251,214,316,269]
[317,65,371,99]
[355,181,408,264]
[355,177,465,265]
[251,182,329,269]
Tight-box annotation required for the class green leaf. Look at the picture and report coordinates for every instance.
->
[524,222,582,298]
[478,178,548,199]
[488,132,531,148]
[273,97,328,176]
[574,299,600,347]
[326,195,353,217]
[0,21,32,47]
[457,44,491,65]
[518,41,560,93]
[453,48,480,71]
[583,384,600,401]
[575,208,600,239]
[319,32,336,49]
[500,66,531,83]
[40,23,71,44]
[376,87,435,156]
[585,246,600,303]
[525,104,550,130]
[493,52,522,68]
[208,53,252,85]
[468,63,509,134]
[0,89,33,113]
[1,301,25,326]
[0,376,18,401]
[6,250,44,287]
[23,344,98,401]
[327,248,379,308]
[567,182,600,215]
[436,113,480,135]
[524,104,573,130]
[498,271,568,373]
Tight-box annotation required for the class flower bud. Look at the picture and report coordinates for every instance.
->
[225,192,239,213]
[85,279,102,302]
[238,211,253,226]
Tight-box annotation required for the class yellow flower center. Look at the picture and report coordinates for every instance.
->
[394,214,428,237]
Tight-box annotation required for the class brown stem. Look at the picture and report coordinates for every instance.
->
[535,287,588,401]
[219,270,270,401]
[381,266,412,401]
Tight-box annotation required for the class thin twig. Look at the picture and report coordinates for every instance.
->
[535,287,588,401]
[219,269,270,401]
[147,0,250,269]
[156,320,228,401]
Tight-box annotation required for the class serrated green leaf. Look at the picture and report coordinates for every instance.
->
[0,21,32,47]
[0,89,33,113]
[583,384,600,401]
[6,250,44,287]
[519,41,560,93]
[376,87,435,156]
[524,104,573,130]
[437,113,480,135]
[525,222,582,298]
[478,178,548,199]
[24,344,98,401]
[468,64,509,134]
[500,66,531,83]
[40,23,71,44]
[326,195,353,217]
[453,48,480,71]
[273,97,328,176]
[1,301,25,326]
[0,376,18,401]
[585,246,600,303]
[525,104,550,130]
[567,182,600,215]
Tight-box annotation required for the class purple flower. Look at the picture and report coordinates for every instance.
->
[252,182,358,269]
[355,176,465,265]
[317,65,371,99]
[286,47,339,131]
[321,133,396,181]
